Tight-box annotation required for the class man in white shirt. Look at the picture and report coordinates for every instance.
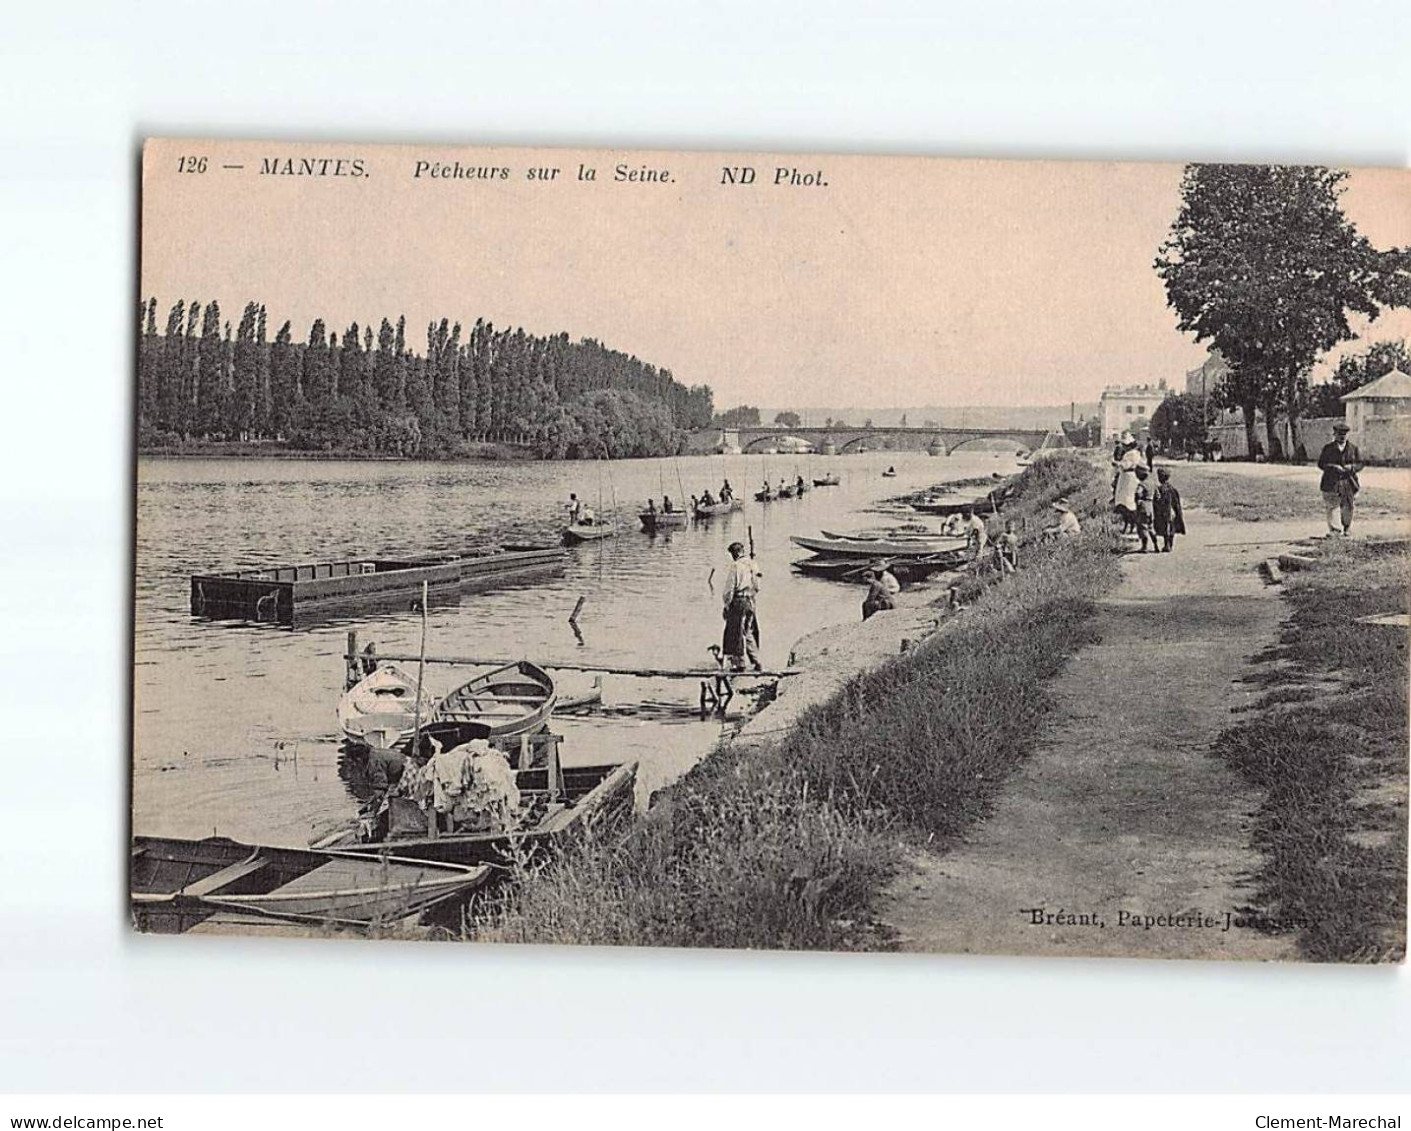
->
[721,541,763,672]
[962,507,989,559]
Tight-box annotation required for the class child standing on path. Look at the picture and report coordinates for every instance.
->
[1133,466,1156,552]
[1152,467,1186,552]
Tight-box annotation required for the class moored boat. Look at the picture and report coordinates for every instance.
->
[562,521,617,543]
[315,733,639,868]
[131,835,487,933]
[792,554,963,583]
[791,533,967,558]
[812,474,840,487]
[777,484,798,499]
[430,659,557,739]
[338,664,437,749]
[754,488,774,502]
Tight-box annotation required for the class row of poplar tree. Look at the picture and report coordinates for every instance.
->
[136,298,716,458]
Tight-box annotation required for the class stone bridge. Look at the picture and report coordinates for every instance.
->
[710,424,1062,456]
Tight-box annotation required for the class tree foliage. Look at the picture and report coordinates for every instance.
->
[773,410,802,428]
[1149,392,1212,453]
[715,405,761,427]
[137,298,714,458]
[1156,164,1411,456]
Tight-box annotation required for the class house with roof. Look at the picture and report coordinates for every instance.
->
[1341,367,1411,462]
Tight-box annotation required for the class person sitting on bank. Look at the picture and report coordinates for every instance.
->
[1044,497,1082,539]
[1317,422,1363,537]
[996,519,1019,575]
[721,541,763,673]
[862,564,897,621]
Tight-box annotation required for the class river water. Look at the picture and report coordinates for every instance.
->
[133,448,1019,846]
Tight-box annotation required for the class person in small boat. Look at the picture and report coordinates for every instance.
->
[646,497,657,517]
[365,742,406,793]
[721,540,763,672]
[662,495,675,513]
[701,489,717,507]
[796,474,805,492]
[567,492,582,525]
[1152,467,1185,552]
[721,480,733,502]
[359,641,379,677]
[580,504,597,526]
[1044,498,1082,539]
[761,478,771,497]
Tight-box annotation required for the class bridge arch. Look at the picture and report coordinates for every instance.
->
[741,432,816,454]
[944,435,1032,457]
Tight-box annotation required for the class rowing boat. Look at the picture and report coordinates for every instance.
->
[754,489,773,502]
[131,835,487,933]
[431,660,557,738]
[563,521,617,543]
[693,498,743,520]
[338,664,437,749]
[313,733,638,868]
[792,553,963,583]
[813,474,840,487]
[791,533,967,558]
[777,484,798,499]
[639,510,688,532]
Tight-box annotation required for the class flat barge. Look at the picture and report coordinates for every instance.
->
[191,545,566,625]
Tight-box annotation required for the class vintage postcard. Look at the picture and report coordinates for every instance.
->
[133,138,1410,961]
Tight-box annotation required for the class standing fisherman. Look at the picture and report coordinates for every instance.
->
[721,541,763,672]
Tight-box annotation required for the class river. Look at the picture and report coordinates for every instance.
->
[132,448,1020,846]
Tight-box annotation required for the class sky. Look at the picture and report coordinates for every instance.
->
[141,141,1411,410]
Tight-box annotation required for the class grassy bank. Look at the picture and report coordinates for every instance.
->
[476,454,1120,949]
[1213,540,1408,962]
[1163,461,1409,522]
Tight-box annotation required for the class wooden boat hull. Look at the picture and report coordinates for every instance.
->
[692,499,743,520]
[338,664,437,748]
[812,476,840,487]
[777,485,798,498]
[753,490,773,502]
[562,523,617,543]
[431,659,557,739]
[791,534,967,558]
[131,836,487,933]
[331,761,639,867]
[793,555,962,583]
[639,511,688,532]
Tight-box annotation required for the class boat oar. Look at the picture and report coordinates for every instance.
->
[410,579,428,764]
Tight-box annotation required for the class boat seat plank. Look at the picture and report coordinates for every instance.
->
[180,854,270,897]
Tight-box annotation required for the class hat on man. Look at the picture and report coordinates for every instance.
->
[1120,431,1135,445]
[727,541,745,554]
[1332,422,1351,434]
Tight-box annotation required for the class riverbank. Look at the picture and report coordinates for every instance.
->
[878,468,1409,963]
[137,439,539,461]
[476,453,1120,949]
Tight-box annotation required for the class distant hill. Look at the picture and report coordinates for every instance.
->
[757,404,1100,430]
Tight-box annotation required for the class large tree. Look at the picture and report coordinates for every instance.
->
[1156,164,1410,458]
[773,410,802,428]
[1149,391,1212,454]
[716,405,761,427]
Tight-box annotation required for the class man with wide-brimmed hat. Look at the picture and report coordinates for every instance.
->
[721,540,763,671]
[1317,422,1363,536]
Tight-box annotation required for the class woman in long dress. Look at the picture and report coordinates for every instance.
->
[1111,432,1144,531]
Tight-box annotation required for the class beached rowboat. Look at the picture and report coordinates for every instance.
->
[791,533,967,558]
[131,835,487,933]
[338,664,437,749]
[430,660,557,739]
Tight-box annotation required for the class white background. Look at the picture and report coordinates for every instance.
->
[2,0,1408,1095]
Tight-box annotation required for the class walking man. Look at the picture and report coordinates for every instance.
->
[1317,422,1363,536]
[721,541,763,672]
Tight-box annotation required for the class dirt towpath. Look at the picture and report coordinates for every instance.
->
[879,511,1409,962]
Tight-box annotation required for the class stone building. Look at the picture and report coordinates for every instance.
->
[1099,382,1170,442]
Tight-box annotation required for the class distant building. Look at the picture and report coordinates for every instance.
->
[1341,368,1411,462]
[1099,382,1171,442]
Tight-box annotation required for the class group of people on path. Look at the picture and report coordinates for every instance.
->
[1111,431,1185,553]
